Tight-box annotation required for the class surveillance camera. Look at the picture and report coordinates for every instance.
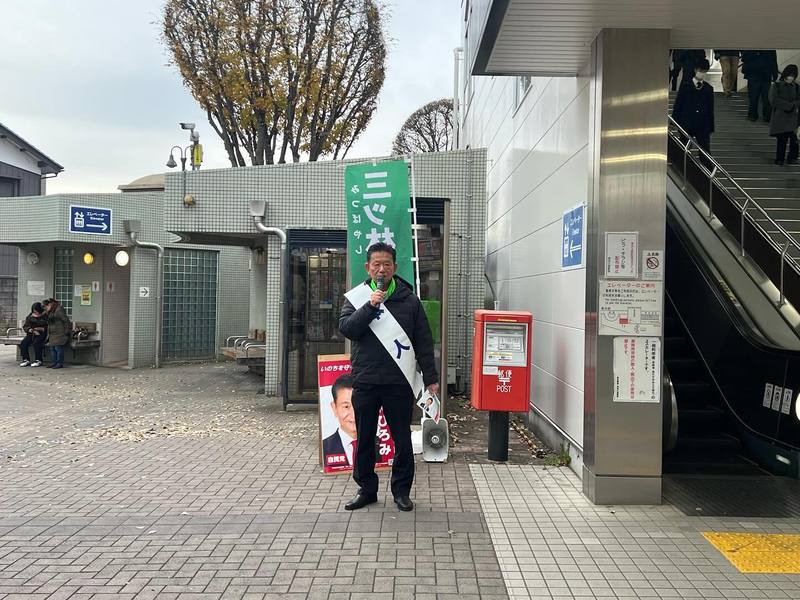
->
[179,122,196,130]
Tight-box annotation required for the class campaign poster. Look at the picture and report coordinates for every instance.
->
[318,354,395,474]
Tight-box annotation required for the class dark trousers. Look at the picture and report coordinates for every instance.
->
[775,132,799,163]
[748,78,772,120]
[20,334,45,362]
[51,344,65,366]
[352,383,414,498]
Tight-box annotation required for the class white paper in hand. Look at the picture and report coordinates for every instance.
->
[417,390,441,424]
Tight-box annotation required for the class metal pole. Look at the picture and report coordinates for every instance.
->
[488,411,509,461]
[407,155,422,296]
[780,241,790,306]
[741,199,750,257]
[127,230,164,368]
[708,165,718,219]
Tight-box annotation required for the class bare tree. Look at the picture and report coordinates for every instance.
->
[162,0,387,166]
[392,98,453,155]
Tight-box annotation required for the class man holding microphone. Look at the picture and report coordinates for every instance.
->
[339,242,438,512]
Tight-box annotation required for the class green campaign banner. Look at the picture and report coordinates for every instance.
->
[345,160,414,289]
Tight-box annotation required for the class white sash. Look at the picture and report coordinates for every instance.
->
[345,282,425,401]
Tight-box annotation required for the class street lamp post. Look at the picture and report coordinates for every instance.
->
[166,123,203,205]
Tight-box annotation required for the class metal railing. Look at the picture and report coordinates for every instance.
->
[668,115,800,306]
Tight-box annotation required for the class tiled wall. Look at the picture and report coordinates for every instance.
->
[163,150,487,396]
[4,193,249,369]
[101,245,130,365]
[462,74,590,456]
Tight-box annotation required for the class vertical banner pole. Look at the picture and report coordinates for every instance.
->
[407,155,422,297]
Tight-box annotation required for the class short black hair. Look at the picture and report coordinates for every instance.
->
[695,59,711,72]
[366,242,396,263]
[332,374,354,404]
[781,64,799,80]
[31,302,44,313]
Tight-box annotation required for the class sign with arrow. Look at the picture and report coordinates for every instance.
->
[561,204,584,270]
[69,205,112,236]
[139,287,150,298]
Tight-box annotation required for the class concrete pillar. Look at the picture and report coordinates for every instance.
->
[583,28,669,504]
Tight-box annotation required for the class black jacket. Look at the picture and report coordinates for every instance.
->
[742,50,779,81]
[22,313,48,336]
[672,80,715,136]
[339,276,437,388]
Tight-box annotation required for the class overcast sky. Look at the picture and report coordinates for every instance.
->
[1,1,460,194]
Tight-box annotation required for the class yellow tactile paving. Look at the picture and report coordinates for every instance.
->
[703,532,800,574]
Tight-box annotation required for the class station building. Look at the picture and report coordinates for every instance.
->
[460,0,800,503]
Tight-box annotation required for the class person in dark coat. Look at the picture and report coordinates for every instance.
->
[672,59,715,154]
[714,49,741,96]
[43,298,71,369]
[339,242,438,513]
[19,302,48,367]
[742,50,780,121]
[671,49,706,89]
[769,64,800,165]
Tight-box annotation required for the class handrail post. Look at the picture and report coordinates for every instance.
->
[740,199,750,257]
[682,138,692,190]
[779,241,790,306]
[707,165,718,219]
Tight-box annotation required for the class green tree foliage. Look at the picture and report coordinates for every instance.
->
[163,0,387,166]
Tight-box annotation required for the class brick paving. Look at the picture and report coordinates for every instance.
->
[0,347,513,599]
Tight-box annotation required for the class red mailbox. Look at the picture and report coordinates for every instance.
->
[471,310,533,412]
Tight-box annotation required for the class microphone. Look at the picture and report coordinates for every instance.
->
[376,275,385,291]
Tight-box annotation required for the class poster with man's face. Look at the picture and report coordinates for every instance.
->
[318,354,395,474]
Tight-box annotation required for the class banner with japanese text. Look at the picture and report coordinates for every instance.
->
[318,354,395,474]
[345,160,414,288]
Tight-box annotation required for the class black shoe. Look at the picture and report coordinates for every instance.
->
[747,115,758,122]
[344,491,377,511]
[394,496,414,512]
[788,159,798,165]
[775,159,785,166]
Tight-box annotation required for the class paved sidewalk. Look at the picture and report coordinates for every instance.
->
[472,464,800,600]
[0,347,511,599]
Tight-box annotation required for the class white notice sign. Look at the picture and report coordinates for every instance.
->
[139,287,150,298]
[763,383,775,408]
[27,280,45,297]
[772,386,783,411]
[599,280,663,336]
[642,250,664,281]
[613,337,661,403]
[782,388,793,415]
[605,232,638,278]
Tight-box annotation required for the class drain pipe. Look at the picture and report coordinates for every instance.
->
[123,219,164,368]
[249,200,288,399]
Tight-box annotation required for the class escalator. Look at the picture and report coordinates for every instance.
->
[662,121,800,503]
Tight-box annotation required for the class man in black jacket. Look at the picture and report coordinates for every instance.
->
[339,242,438,512]
[672,59,715,154]
[742,50,780,121]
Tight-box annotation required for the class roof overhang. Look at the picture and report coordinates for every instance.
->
[469,0,800,76]
[0,122,64,175]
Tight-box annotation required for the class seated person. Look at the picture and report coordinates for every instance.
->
[19,302,48,367]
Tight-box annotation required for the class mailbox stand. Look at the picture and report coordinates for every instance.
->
[470,310,533,461]
[488,411,510,461]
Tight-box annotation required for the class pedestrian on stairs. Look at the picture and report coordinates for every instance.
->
[714,49,740,96]
[769,64,800,166]
[742,50,780,122]
[672,59,715,154]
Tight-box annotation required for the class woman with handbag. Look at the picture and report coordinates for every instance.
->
[769,64,800,165]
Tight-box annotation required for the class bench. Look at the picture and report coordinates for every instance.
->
[221,335,266,366]
[0,327,24,346]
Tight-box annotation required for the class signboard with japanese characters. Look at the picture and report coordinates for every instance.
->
[345,160,414,288]
[612,337,661,403]
[318,354,395,475]
[605,232,638,278]
[598,280,663,336]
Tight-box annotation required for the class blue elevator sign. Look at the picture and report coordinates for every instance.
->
[561,204,584,270]
[69,205,112,235]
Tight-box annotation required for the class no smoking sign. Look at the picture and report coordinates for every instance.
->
[642,250,663,281]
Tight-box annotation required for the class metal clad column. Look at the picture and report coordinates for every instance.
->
[583,29,669,505]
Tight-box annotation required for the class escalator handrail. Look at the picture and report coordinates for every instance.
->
[666,211,800,453]
[667,115,800,304]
